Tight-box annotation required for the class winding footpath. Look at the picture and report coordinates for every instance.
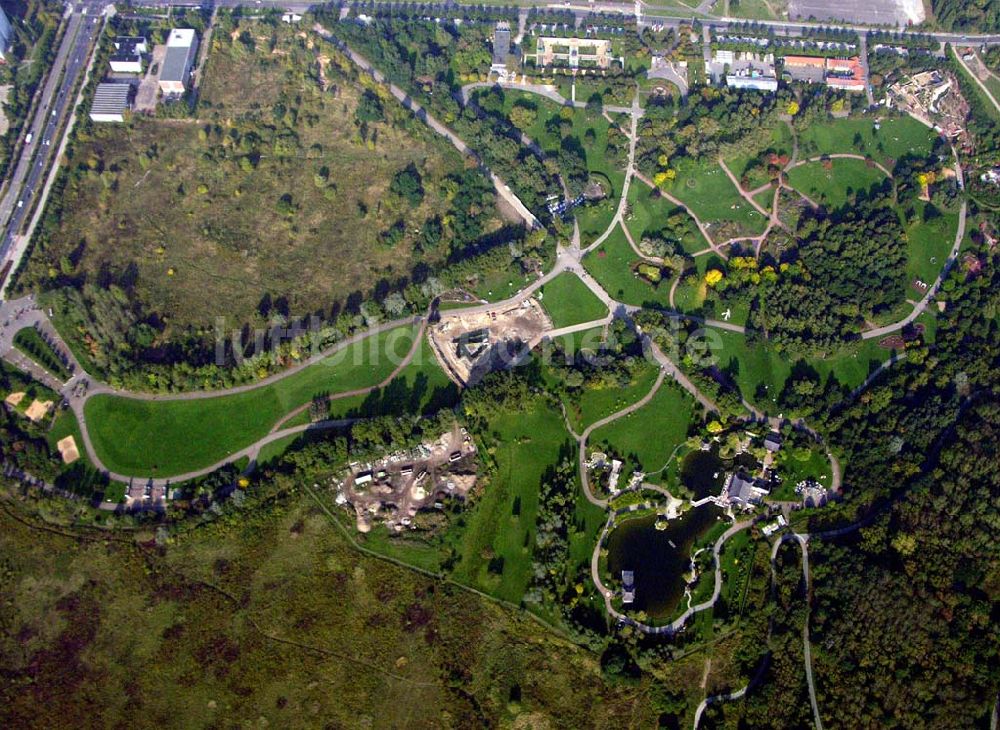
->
[861,149,966,341]
[0,36,962,515]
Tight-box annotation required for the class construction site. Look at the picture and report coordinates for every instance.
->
[428,299,551,385]
[335,424,479,533]
[887,70,971,150]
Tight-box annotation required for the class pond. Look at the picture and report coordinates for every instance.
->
[606,505,724,620]
[680,448,725,500]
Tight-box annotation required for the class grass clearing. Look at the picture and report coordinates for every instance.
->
[589,382,695,475]
[84,325,418,476]
[538,272,609,329]
[904,201,960,285]
[583,224,672,308]
[771,445,833,500]
[785,158,889,210]
[327,335,459,420]
[665,159,768,237]
[796,116,938,168]
[625,182,710,255]
[551,326,608,355]
[559,357,661,433]
[24,19,491,337]
[451,401,575,603]
[712,330,897,409]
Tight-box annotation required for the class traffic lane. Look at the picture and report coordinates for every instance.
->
[0,11,100,258]
[0,10,86,224]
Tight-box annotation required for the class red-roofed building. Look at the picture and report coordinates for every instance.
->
[825,57,866,91]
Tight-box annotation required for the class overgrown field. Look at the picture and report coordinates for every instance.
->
[21,18,501,337]
[0,491,665,728]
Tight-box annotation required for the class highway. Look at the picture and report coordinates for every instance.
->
[0,1,105,289]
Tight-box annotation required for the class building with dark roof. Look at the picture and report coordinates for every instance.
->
[764,432,782,452]
[622,570,635,604]
[492,22,511,69]
[454,328,490,359]
[110,36,147,74]
[723,473,769,509]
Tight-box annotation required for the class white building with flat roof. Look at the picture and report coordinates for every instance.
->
[159,29,198,96]
[90,83,132,123]
[109,37,147,74]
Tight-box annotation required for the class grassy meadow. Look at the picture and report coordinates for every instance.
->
[83,325,419,476]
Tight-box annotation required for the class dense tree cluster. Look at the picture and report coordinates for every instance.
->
[932,0,1000,31]
[752,193,906,355]
[636,86,784,174]
[806,404,1000,727]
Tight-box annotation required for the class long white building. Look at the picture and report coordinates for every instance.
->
[159,29,198,95]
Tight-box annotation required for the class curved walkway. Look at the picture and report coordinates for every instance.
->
[786,153,893,179]
[693,511,873,729]
[954,47,1000,115]
[591,516,752,636]
[316,25,539,229]
[0,44,956,503]
[577,367,669,508]
[268,317,429,432]
[460,80,633,115]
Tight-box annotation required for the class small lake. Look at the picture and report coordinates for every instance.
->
[606,505,723,620]
[680,448,725,499]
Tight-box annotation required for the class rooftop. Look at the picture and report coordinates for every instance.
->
[91,83,131,117]
[167,28,196,48]
[783,55,827,68]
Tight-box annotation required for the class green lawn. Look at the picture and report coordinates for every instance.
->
[84,325,419,476]
[450,401,575,603]
[672,276,707,313]
[795,116,938,169]
[538,272,609,329]
[785,158,889,210]
[771,445,833,500]
[326,336,458,420]
[583,224,673,308]
[576,196,619,244]
[551,326,608,355]
[625,182,710,255]
[752,186,776,211]
[725,0,778,19]
[904,202,960,286]
[589,382,695,475]
[711,330,899,410]
[561,358,661,433]
[664,159,768,237]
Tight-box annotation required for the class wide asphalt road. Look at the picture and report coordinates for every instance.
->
[0,1,105,280]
